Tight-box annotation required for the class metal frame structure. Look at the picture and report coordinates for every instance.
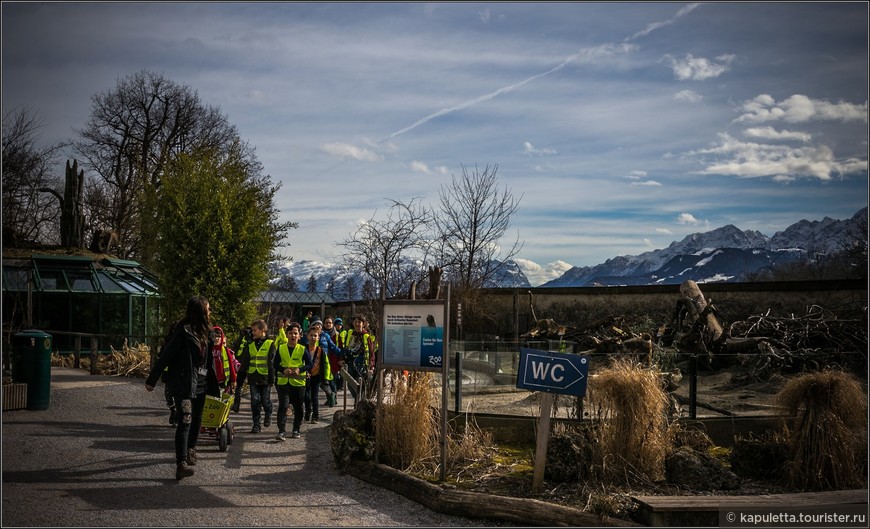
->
[2,254,161,352]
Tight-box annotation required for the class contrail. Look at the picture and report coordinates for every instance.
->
[382,61,569,142]
[624,2,701,42]
[383,3,702,142]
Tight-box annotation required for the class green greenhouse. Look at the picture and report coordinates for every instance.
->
[2,254,161,354]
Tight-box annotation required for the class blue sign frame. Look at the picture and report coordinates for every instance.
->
[516,348,588,397]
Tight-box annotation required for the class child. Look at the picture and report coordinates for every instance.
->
[302,325,327,422]
[234,319,275,433]
[208,326,239,397]
[273,322,311,440]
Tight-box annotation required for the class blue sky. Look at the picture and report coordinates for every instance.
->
[3,2,868,286]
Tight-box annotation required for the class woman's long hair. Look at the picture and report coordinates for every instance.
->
[183,295,211,348]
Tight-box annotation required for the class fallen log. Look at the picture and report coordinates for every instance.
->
[346,460,636,526]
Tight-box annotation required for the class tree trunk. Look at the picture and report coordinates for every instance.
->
[679,280,724,342]
[60,160,85,248]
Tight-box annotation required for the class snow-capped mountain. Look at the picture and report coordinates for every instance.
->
[269,208,865,294]
[267,258,531,300]
[543,208,867,287]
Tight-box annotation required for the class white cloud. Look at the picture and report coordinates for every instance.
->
[735,94,869,123]
[656,227,673,235]
[627,170,647,179]
[743,126,811,142]
[664,53,734,81]
[478,8,491,24]
[631,180,662,186]
[643,238,654,247]
[410,160,430,173]
[523,141,557,155]
[691,133,867,181]
[677,213,700,224]
[674,89,702,103]
[514,259,573,287]
[320,142,382,162]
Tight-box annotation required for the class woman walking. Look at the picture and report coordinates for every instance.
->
[145,295,214,480]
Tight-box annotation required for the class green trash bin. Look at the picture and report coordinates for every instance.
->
[12,330,53,410]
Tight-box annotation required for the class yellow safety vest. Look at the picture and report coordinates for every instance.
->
[310,344,333,381]
[341,330,372,367]
[248,339,273,375]
[276,343,307,387]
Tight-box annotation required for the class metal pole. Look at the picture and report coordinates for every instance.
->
[454,350,462,413]
[689,353,697,419]
[440,284,451,482]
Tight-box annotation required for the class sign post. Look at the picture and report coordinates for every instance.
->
[516,348,588,492]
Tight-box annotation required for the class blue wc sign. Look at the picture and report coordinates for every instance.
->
[516,348,588,397]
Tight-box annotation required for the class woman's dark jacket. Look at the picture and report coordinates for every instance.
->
[146,324,208,399]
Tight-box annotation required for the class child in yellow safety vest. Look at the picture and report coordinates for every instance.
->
[272,321,311,440]
[235,319,275,434]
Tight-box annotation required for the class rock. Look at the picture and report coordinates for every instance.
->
[665,446,740,490]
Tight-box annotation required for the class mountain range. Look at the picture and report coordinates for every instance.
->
[269,208,867,296]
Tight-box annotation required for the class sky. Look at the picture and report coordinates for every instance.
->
[2,2,868,286]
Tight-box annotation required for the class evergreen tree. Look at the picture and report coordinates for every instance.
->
[145,143,295,333]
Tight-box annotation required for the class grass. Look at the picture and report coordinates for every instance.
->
[51,341,152,377]
[591,358,671,484]
[774,369,868,491]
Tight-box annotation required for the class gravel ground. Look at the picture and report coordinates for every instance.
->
[1,368,508,528]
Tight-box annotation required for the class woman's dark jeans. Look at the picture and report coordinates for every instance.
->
[172,392,206,464]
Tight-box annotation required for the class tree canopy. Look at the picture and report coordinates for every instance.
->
[145,142,296,333]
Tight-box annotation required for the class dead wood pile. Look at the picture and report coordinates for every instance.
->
[520,281,868,383]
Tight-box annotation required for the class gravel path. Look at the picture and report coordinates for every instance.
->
[1,368,504,527]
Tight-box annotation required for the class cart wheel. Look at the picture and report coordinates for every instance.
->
[218,426,229,452]
[227,421,234,445]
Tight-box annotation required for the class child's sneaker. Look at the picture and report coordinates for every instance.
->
[291,430,301,438]
[276,432,286,441]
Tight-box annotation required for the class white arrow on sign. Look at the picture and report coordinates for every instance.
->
[519,350,586,392]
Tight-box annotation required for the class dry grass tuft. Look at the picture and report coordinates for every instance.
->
[50,341,151,378]
[377,370,438,470]
[775,369,868,491]
[592,359,670,484]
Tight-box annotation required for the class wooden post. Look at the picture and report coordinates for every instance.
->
[74,336,81,368]
[532,392,554,493]
[89,338,98,375]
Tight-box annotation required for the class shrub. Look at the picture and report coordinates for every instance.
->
[592,359,670,484]
[775,370,868,490]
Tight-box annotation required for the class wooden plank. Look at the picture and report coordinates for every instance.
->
[634,489,868,527]
[635,489,868,511]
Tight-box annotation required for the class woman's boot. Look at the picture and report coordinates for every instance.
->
[176,461,194,480]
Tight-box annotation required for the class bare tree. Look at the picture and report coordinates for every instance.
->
[74,69,239,259]
[339,197,432,299]
[434,164,522,291]
[1,106,66,246]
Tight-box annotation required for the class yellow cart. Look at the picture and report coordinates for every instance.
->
[200,391,235,451]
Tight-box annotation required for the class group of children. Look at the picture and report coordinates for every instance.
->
[229,314,379,440]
